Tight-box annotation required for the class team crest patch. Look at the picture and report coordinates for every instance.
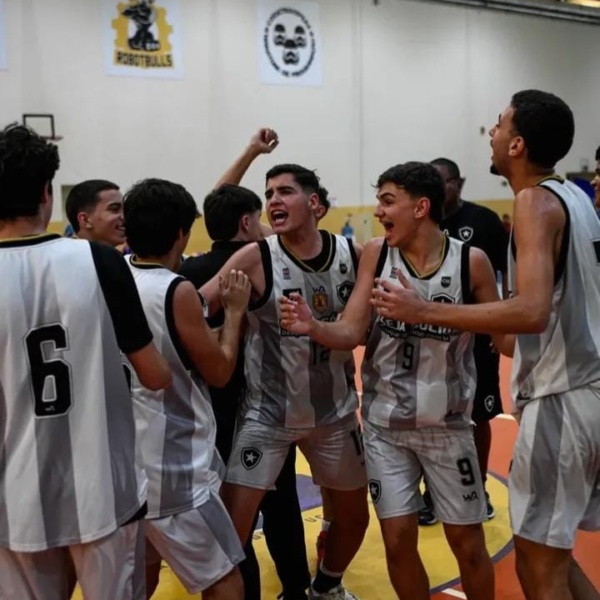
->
[312,291,329,313]
[368,479,382,504]
[484,395,495,412]
[241,447,263,470]
[282,267,291,280]
[441,276,451,288]
[336,281,354,305]
[340,262,348,274]
[390,266,397,278]
[459,226,473,242]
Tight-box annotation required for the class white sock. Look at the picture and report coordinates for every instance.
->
[321,519,331,532]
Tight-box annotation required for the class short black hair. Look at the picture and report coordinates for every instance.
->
[124,178,199,258]
[0,123,60,220]
[595,146,600,161]
[430,158,461,180]
[266,163,330,214]
[203,184,262,241]
[510,90,574,169]
[65,179,120,232]
[377,162,445,224]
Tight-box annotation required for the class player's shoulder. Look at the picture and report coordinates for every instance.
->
[365,237,385,252]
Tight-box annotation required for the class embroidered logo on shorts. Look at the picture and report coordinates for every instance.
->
[241,447,263,470]
[484,395,495,412]
[368,479,382,504]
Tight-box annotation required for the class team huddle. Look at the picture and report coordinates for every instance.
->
[0,89,599,600]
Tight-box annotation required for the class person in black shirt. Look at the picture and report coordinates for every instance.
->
[414,158,508,525]
[180,181,310,599]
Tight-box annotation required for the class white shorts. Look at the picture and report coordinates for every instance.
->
[0,520,145,600]
[510,385,600,549]
[225,414,367,491]
[146,490,245,593]
[363,421,486,525]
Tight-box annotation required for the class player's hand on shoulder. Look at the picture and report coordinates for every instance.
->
[279,292,314,335]
[219,269,251,314]
[249,128,279,155]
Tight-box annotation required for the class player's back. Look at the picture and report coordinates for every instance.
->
[510,178,600,403]
[126,257,221,519]
[0,234,145,552]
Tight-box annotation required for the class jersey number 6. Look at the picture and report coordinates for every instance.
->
[25,324,73,418]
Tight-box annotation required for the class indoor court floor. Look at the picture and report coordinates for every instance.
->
[73,355,600,600]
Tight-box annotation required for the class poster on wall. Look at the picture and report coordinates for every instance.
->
[0,0,6,71]
[258,0,323,87]
[103,0,184,79]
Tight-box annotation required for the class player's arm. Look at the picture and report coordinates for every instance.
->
[90,243,172,390]
[371,188,564,334]
[173,272,250,387]
[199,242,264,316]
[469,247,515,357]
[214,128,279,189]
[279,238,381,350]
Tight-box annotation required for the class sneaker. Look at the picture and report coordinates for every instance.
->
[316,530,327,569]
[485,491,495,520]
[309,584,360,599]
[418,506,438,526]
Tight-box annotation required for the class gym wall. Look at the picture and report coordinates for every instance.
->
[1,0,597,252]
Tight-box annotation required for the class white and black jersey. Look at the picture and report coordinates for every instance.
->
[0,235,152,551]
[244,232,359,429]
[126,257,222,519]
[508,178,600,405]
[362,237,476,430]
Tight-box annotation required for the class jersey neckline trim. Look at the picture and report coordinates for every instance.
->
[277,230,335,273]
[0,233,61,248]
[398,233,450,280]
[130,255,167,270]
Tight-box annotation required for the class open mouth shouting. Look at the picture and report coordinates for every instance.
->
[270,210,289,227]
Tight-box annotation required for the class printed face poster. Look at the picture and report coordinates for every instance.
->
[258,0,323,87]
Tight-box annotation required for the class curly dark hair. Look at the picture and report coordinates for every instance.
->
[511,90,574,169]
[377,162,445,224]
[0,123,60,219]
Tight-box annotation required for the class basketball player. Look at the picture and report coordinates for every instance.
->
[123,178,250,600]
[205,129,332,588]
[371,91,600,600]
[415,157,508,524]
[65,179,125,247]
[280,162,496,600]
[181,183,311,600]
[200,164,368,600]
[0,124,171,600]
